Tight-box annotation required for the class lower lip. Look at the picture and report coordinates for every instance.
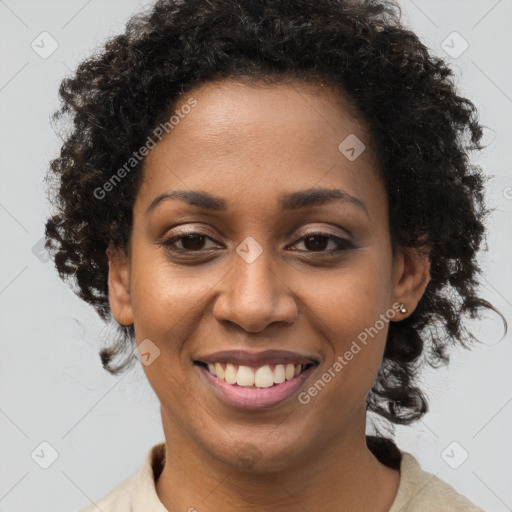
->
[196,364,317,410]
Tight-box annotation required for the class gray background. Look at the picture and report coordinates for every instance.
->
[0,1,511,511]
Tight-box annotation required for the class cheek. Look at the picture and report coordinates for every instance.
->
[302,287,391,420]
[128,246,215,338]
[301,254,393,394]
[128,254,212,404]
[310,252,392,335]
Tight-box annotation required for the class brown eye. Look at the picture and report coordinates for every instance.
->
[289,232,355,253]
[178,234,207,251]
[162,232,220,253]
[303,235,330,251]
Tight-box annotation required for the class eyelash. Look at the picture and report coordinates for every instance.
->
[160,231,355,255]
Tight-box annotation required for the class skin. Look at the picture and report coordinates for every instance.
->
[107,79,431,511]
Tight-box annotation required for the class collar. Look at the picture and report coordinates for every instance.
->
[130,442,480,512]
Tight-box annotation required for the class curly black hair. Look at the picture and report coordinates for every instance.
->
[45,0,506,446]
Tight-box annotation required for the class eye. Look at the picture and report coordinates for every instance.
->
[161,232,221,253]
[288,232,355,253]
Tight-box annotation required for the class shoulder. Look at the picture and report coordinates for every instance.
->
[74,473,136,512]
[72,442,167,512]
[389,451,486,512]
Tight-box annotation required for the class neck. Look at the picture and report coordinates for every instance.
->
[155,409,400,511]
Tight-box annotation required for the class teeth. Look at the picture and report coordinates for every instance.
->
[236,365,255,386]
[285,363,295,380]
[224,363,237,384]
[214,362,224,379]
[273,364,286,384]
[254,365,274,388]
[204,362,308,388]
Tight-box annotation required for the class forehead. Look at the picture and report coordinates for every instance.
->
[137,79,384,217]
[168,78,369,155]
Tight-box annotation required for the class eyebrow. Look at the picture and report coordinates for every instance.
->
[145,187,368,217]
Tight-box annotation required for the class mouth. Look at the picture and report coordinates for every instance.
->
[193,361,317,388]
[193,354,319,410]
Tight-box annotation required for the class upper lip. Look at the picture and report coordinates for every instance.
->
[194,350,319,367]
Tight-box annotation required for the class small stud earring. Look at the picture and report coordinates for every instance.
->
[399,303,408,314]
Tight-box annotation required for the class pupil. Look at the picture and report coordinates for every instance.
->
[182,234,205,250]
[305,235,328,251]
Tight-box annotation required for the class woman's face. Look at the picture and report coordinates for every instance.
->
[108,79,429,471]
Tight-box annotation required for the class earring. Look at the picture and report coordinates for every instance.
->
[399,303,408,314]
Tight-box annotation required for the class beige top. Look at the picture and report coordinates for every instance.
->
[75,442,486,511]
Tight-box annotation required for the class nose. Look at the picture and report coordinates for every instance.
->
[212,248,298,333]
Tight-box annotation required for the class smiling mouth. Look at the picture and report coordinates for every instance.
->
[193,361,317,389]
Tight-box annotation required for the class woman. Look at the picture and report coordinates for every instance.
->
[45,0,505,510]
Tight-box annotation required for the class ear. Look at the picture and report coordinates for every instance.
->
[390,244,431,319]
[106,242,134,326]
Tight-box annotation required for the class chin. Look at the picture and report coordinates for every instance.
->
[206,436,307,474]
